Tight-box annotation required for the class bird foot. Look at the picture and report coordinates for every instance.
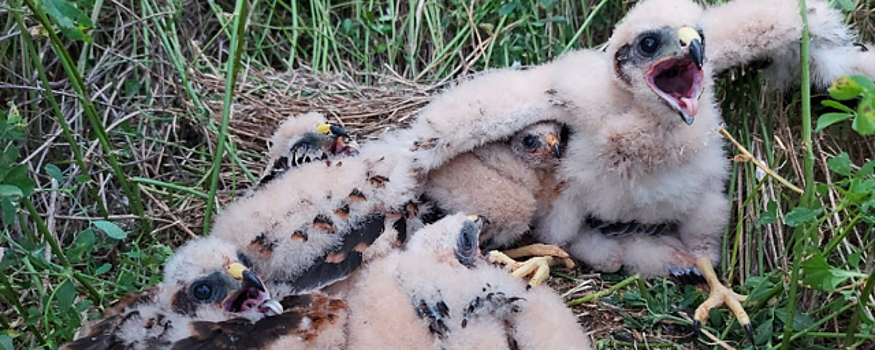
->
[487,244,575,288]
[693,257,754,344]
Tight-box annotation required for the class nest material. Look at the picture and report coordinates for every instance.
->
[193,67,436,154]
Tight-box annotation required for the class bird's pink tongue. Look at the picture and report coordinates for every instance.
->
[679,96,698,116]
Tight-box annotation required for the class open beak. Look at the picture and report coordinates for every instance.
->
[545,133,561,158]
[331,136,360,156]
[319,124,359,156]
[223,263,284,316]
[645,26,705,125]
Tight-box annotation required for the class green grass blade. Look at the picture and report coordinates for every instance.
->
[19,0,148,234]
[203,0,250,235]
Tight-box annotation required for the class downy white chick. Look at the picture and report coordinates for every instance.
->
[258,112,359,186]
[388,0,875,338]
[344,213,593,350]
[203,102,558,296]
[421,121,575,287]
[63,237,347,350]
[423,121,565,249]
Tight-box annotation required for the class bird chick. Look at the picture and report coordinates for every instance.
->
[422,121,565,250]
[345,214,593,350]
[258,111,359,187]
[420,121,574,288]
[385,0,875,338]
[63,237,347,350]
[211,107,561,296]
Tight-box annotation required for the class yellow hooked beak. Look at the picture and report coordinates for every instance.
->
[226,262,247,279]
[316,123,332,135]
[677,27,703,69]
[545,133,561,158]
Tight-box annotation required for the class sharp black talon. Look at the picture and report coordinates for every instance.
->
[744,323,755,345]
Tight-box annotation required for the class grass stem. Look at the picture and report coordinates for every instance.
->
[203,0,250,234]
[566,274,641,306]
[719,128,803,194]
[782,1,813,349]
[20,0,148,234]
[22,198,102,302]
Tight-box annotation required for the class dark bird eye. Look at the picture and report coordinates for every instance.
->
[522,136,537,149]
[192,282,212,300]
[639,36,660,55]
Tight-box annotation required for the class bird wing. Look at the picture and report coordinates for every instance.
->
[169,293,346,350]
[283,213,387,293]
[704,0,875,88]
[214,90,573,291]
[62,315,130,350]
[63,288,163,350]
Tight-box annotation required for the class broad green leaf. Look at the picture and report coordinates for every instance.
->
[784,207,821,227]
[75,299,93,313]
[94,220,127,240]
[498,2,518,15]
[75,174,90,185]
[341,18,353,34]
[757,201,778,226]
[2,145,20,165]
[41,0,94,42]
[827,152,852,176]
[847,251,862,269]
[831,0,856,11]
[821,99,856,114]
[56,279,76,312]
[75,228,95,248]
[828,76,863,100]
[59,26,93,44]
[801,252,866,291]
[540,0,559,11]
[0,185,22,199]
[0,335,12,350]
[5,165,34,197]
[754,318,773,345]
[94,263,111,275]
[775,308,814,332]
[66,228,94,262]
[837,178,875,204]
[853,97,875,135]
[858,160,875,178]
[45,164,63,182]
[41,0,94,29]
[815,112,853,132]
[850,75,875,92]
[0,197,15,228]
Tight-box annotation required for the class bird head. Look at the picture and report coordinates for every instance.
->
[404,214,489,268]
[316,123,360,156]
[455,215,490,268]
[162,237,283,317]
[607,0,706,125]
[511,121,564,168]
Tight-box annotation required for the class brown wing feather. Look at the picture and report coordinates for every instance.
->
[285,213,385,293]
[63,288,162,350]
[170,293,346,350]
[62,315,129,350]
